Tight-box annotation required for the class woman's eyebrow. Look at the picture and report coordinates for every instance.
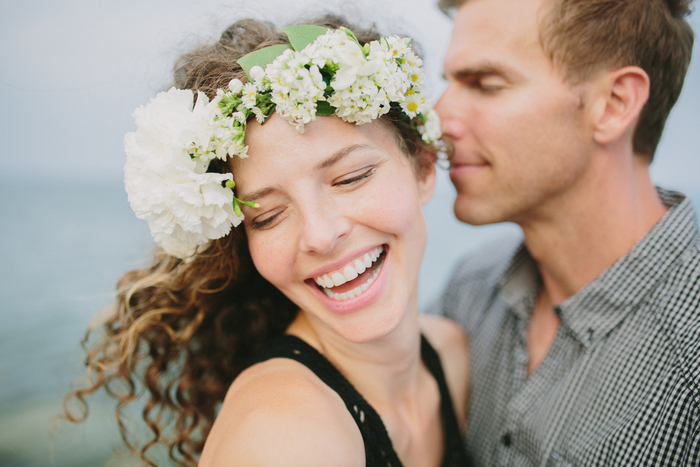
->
[315,144,371,171]
[240,186,275,203]
[240,144,373,202]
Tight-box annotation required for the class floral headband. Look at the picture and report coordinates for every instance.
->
[124,25,442,258]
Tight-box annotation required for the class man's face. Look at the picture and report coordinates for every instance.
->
[436,0,596,226]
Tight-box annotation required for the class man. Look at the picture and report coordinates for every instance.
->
[431,0,699,465]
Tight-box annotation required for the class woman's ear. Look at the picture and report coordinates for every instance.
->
[591,66,650,146]
[417,157,437,206]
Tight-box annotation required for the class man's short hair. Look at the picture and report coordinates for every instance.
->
[438,0,695,159]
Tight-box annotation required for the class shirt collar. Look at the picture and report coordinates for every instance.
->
[496,188,699,348]
[498,243,540,322]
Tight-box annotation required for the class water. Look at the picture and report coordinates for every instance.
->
[0,179,153,466]
[1,178,697,466]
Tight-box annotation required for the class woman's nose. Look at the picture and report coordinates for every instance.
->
[298,201,352,255]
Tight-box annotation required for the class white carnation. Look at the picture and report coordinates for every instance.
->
[124,88,242,258]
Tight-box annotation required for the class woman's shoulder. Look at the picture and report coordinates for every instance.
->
[199,358,364,467]
[419,314,470,430]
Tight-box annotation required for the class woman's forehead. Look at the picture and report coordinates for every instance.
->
[241,115,395,166]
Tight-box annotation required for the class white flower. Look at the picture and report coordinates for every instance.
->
[418,108,442,143]
[313,29,364,68]
[384,36,411,58]
[228,78,243,94]
[251,106,266,124]
[123,29,440,258]
[268,50,326,131]
[241,83,258,109]
[250,65,265,84]
[399,50,425,87]
[124,88,243,258]
[401,90,427,118]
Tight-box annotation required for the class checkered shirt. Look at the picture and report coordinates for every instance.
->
[431,189,700,466]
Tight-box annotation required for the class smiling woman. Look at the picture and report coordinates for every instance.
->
[236,115,433,342]
[63,14,471,467]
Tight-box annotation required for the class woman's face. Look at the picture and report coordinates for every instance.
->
[232,114,435,343]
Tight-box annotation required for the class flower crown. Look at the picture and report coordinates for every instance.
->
[124,25,442,258]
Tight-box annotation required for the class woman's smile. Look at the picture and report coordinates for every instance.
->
[310,245,385,298]
[234,114,435,342]
[305,245,389,315]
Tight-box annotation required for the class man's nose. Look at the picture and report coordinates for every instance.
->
[435,85,468,140]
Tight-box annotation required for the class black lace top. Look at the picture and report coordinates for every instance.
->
[251,334,471,467]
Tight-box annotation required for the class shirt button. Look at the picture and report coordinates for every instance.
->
[502,433,512,447]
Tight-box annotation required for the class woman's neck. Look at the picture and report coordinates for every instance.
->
[286,306,424,409]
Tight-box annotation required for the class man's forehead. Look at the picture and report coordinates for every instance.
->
[445,0,550,72]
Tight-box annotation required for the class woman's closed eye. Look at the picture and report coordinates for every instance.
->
[251,206,287,230]
[250,166,379,230]
[334,167,377,187]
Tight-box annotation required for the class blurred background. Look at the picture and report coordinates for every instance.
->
[1,1,698,465]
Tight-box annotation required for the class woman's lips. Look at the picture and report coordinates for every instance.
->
[307,246,389,315]
[312,245,384,293]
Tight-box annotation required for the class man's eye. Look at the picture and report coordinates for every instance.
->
[478,76,505,92]
[335,167,376,186]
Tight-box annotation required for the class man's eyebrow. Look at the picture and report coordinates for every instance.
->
[239,144,372,202]
[445,61,514,80]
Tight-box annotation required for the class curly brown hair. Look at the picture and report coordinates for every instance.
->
[63,14,439,467]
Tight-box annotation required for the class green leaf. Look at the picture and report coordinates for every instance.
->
[281,25,329,51]
[316,101,335,116]
[237,44,292,80]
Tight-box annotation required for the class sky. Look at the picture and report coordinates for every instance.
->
[1,0,698,194]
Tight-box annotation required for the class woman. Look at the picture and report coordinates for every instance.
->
[64,15,470,467]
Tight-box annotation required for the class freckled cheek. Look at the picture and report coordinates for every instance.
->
[247,235,296,290]
[355,182,422,238]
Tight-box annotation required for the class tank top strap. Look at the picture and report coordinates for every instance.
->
[251,334,403,467]
[250,334,470,467]
[420,335,472,467]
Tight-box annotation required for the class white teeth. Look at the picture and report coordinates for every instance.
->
[314,246,385,299]
[331,272,345,287]
[320,258,384,301]
[343,265,359,281]
[320,274,331,288]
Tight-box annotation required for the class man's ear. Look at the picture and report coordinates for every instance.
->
[591,66,650,145]
[417,158,437,206]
